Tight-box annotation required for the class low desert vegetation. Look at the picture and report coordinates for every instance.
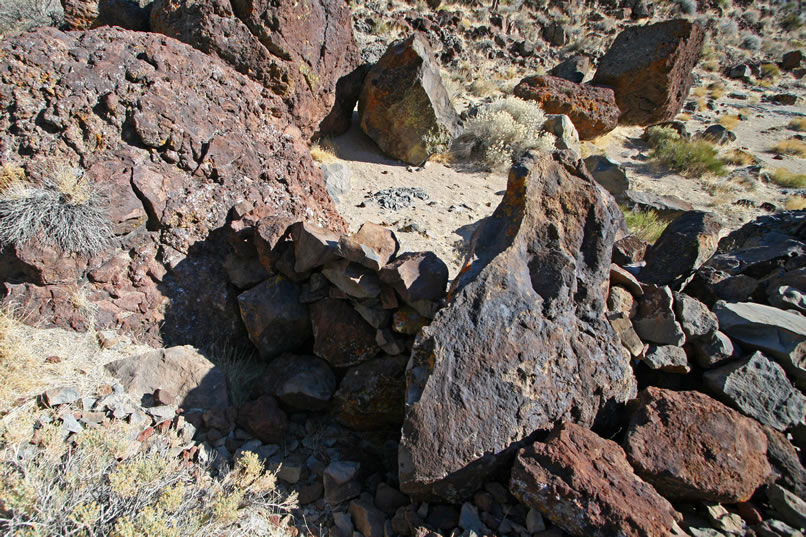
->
[759,62,781,79]
[772,139,806,158]
[785,195,806,210]
[621,206,671,244]
[718,114,742,130]
[645,126,727,177]
[450,96,554,172]
[309,140,339,164]
[0,165,111,255]
[724,149,756,166]
[788,117,806,132]
[770,168,806,188]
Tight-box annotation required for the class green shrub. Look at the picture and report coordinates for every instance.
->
[451,96,554,171]
[0,166,111,255]
[771,168,806,188]
[645,126,727,177]
[621,206,671,244]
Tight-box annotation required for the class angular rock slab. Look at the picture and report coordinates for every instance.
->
[623,387,770,503]
[592,19,705,125]
[714,301,806,389]
[514,75,620,139]
[510,423,681,537]
[253,354,336,411]
[359,34,459,165]
[333,354,408,430]
[398,151,637,501]
[704,351,806,432]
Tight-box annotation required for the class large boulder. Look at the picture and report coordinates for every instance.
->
[398,151,637,502]
[0,27,344,346]
[591,19,706,125]
[358,34,460,165]
[510,422,682,537]
[150,0,360,139]
[333,354,408,430]
[514,75,620,139]
[623,387,770,503]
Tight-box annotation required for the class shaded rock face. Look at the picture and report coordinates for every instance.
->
[513,75,620,140]
[150,0,359,139]
[510,423,681,537]
[333,354,408,430]
[62,0,152,31]
[592,19,705,125]
[358,34,460,165]
[623,387,770,503]
[398,151,637,502]
[0,27,344,346]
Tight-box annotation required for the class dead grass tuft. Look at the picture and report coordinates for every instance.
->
[310,140,339,164]
[719,115,742,130]
[788,117,806,132]
[724,149,756,166]
[771,168,806,187]
[785,195,806,210]
[772,138,806,158]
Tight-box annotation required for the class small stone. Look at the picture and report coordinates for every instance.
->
[43,387,80,407]
[767,484,806,530]
[642,344,690,373]
[691,331,736,369]
[607,312,646,358]
[704,504,745,535]
[459,502,486,534]
[376,483,410,516]
[349,492,386,537]
[334,511,355,537]
[323,259,382,299]
[633,285,686,346]
[607,286,636,316]
[525,508,546,533]
[673,292,718,340]
[324,460,362,505]
[153,388,175,406]
[585,155,630,201]
[236,395,288,444]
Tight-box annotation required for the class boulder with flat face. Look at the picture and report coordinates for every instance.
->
[358,34,460,165]
[510,423,682,537]
[398,151,636,502]
[592,19,705,125]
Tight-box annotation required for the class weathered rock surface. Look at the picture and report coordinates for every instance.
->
[640,211,721,287]
[592,19,706,125]
[673,292,718,340]
[642,344,690,373]
[704,351,806,432]
[398,151,636,501]
[633,285,686,346]
[106,345,229,408]
[765,427,806,499]
[623,387,770,503]
[236,394,288,444]
[310,298,380,367]
[379,251,448,305]
[510,422,681,537]
[359,34,459,165]
[583,155,630,201]
[713,302,806,388]
[514,75,620,139]
[333,354,408,430]
[0,27,343,345]
[254,354,335,411]
[150,0,359,139]
[548,55,591,83]
[62,0,152,31]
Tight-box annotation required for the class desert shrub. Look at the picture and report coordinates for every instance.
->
[740,33,762,51]
[785,195,806,210]
[772,139,806,158]
[451,96,554,171]
[724,149,755,166]
[760,63,781,79]
[788,117,806,132]
[645,126,727,177]
[718,19,739,36]
[0,0,62,36]
[0,166,111,255]
[0,427,297,537]
[620,206,671,244]
[310,140,339,164]
[678,0,696,15]
[771,168,806,187]
[743,9,761,25]
[719,114,742,129]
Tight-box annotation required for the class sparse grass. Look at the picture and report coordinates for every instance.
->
[785,195,806,209]
[645,126,727,177]
[719,115,741,130]
[760,63,781,79]
[621,206,671,244]
[724,149,756,166]
[771,168,806,187]
[709,83,725,100]
[0,309,43,411]
[772,139,806,158]
[788,118,806,132]
[692,87,708,98]
[309,140,338,164]
[0,165,112,255]
[450,96,554,171]
[0,165,25,194]
[677,113,692,121]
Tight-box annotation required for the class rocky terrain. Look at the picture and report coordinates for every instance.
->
[0,1,805,537]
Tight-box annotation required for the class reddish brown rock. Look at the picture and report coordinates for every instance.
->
[333,354,407,430]
[339,222,399,272]
[0,27,343,345]
[510,422,681,537]
[236,395,288,444]
[62,0,152,31]
[380,251,448,304]
[592,19,706,125]
[319,63,372,138]
[253,354,336,411]
[150,0,359,139]
[623,387,771,503]
[398,151,636,502]
[310,298,380,368]
[513,75,620,139]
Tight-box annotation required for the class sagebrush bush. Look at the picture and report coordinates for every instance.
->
[645,126,727,177]
[740,33,762,51]
[451,96,554,171]
[678,0,696,15]
[0,0,62,36]
[620,206,670,244]
[788,118,806,132]
[0,166,112,255]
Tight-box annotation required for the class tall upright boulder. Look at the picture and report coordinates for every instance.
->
[398,151,637,502]
[358,34,460,165]
[592,19,705,125]
[151,0,360,139]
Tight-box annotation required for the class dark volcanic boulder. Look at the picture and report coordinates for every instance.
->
[151,0,359,139]
[0,27,344,345]
[623,387,770,503]
[398,151,637,502]
[510,423,682,537]
[333,354,408,430]
[358,34,460,165]
[591,19,705,125]
[514,75,620,139]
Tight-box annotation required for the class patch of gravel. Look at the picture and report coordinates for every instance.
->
[365,186,430,210]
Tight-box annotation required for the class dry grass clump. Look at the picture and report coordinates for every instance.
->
[760,63,781,79]
[0,165,111,255]
[621,207,670,244]
[709,83,725,100]
[785,195,806,210]
[451,96,554,172]
[788,117,806,132]
[0,425,298,537]
[309,139,339,164]
[719,115,742,130]
[0,310,44,411]
[0,165,26,193]
[645,126,727,177]
[772,139,806,158]
[724,149,756,166]
[771,168,806,188]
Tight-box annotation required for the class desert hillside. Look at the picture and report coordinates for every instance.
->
[0,1,805,537]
